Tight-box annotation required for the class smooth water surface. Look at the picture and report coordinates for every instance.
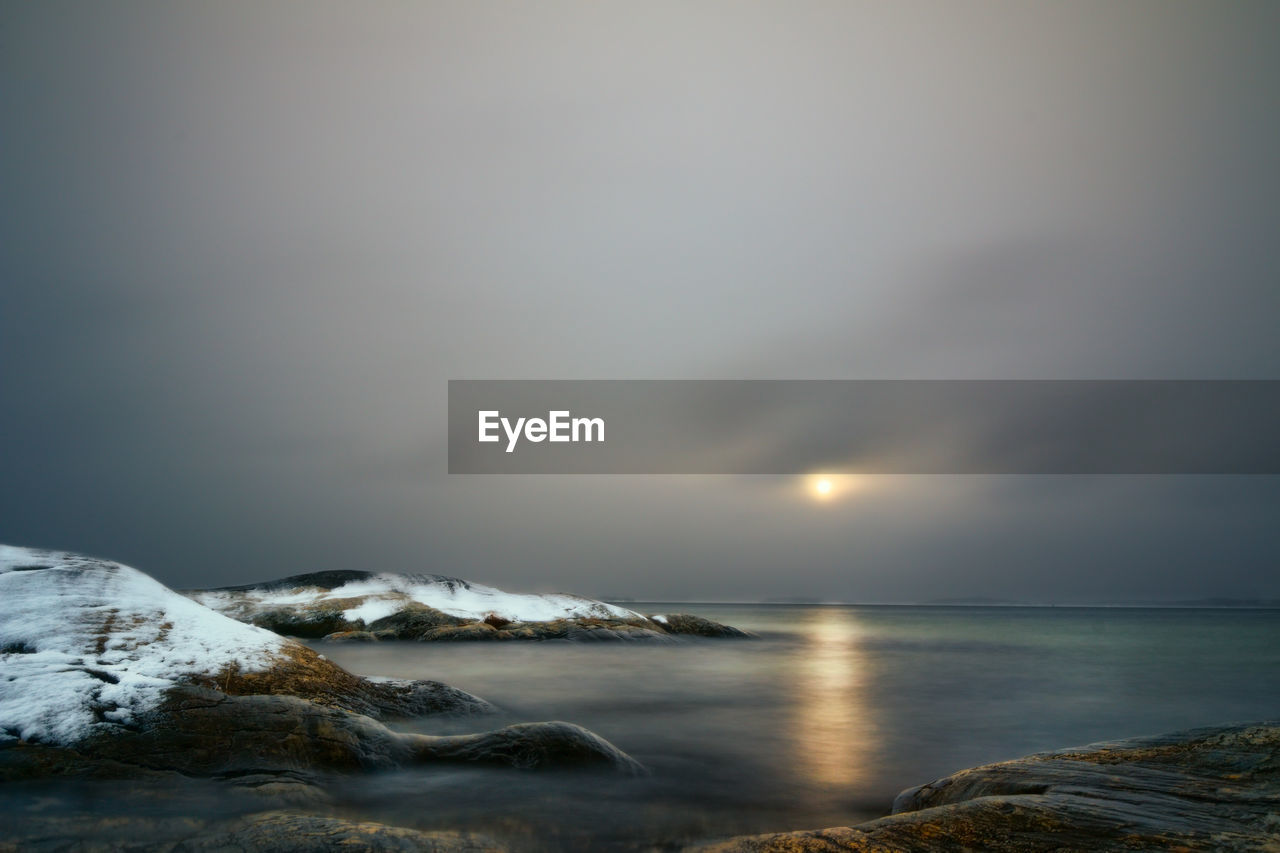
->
[311,604,1280,850]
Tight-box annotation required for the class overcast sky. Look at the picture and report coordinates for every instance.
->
[3,1,1278,601]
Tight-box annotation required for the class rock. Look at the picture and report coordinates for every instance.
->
[218,570,386,592]
[695,721,1280,852]
[249,605,362,638]
[419,622,503,641]
[480,618,673,642]
[414,720,648,774]
[324,612,754,642]
[0,545,644,787]
[183,811,506,852]
[483,613,513,628]
[188,571,650,637]
[368,603,470,637]
[322,627,376,640]
[192,639,494,719]
[651,614,754,638]
[3,808,506,852]
[322,630,380,642]
[186,568,750,641]
[3,686,644,781]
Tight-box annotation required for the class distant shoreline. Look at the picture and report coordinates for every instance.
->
[609,599,1280,610]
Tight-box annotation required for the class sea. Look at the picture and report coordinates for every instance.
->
[306,603,1280,851]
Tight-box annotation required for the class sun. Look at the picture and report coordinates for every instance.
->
[808,475,841,501]
[806,473,863,502]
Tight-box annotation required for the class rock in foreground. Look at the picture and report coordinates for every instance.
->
[2,687,644,782]
[697,721,1280,852]
[0,546,644,783]
[5,808,507,852]
[187,571,751,641]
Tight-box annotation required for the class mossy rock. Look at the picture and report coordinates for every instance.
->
[250,608,361,639]
[419,622,503,642]
[367,604,469,638]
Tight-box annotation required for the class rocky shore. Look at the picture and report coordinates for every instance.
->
[0,547,645,786]
[6,545,1276,852]
[188,570,752,641]
[697,720,1280,852]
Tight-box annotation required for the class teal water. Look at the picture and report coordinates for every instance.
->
[314,604,1280,851]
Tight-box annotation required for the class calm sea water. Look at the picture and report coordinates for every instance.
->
[309,604,1280,851]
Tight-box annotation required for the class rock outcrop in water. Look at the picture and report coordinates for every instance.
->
[0,546,644,785]
[3,687,643,783]
[697,721,1280,852]
[186,570,751,641]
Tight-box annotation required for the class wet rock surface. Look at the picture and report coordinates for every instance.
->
[414,720,648,772]
[2,808,507,852]
[696,721,1280,852]
[2,685,644,780]
[182,812,506,852]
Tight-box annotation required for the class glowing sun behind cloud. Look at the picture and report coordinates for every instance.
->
[806,474,858,502]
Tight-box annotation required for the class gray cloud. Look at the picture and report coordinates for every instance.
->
[2,0,1278,600]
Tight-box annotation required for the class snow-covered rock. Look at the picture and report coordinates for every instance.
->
[188,571,645,627]
[185,570,751,642]
[0,545,491,749]
[0,545,644,781]
[0,545,288,745]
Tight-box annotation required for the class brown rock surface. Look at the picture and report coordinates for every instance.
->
[191,642,493,719]
[1,809,506,852]
[3,686,646,780]
[695,721,1280,852]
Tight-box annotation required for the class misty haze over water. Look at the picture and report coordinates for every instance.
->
[306,603,1280,850]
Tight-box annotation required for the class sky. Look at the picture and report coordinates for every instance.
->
[3,0,1279,602]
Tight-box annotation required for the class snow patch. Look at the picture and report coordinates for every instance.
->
[189,572,645,626]
[0,545,287,746]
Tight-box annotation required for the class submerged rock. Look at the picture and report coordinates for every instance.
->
[696,721,1280,852]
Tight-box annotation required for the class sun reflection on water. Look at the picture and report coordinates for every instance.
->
[790,607,875,789]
